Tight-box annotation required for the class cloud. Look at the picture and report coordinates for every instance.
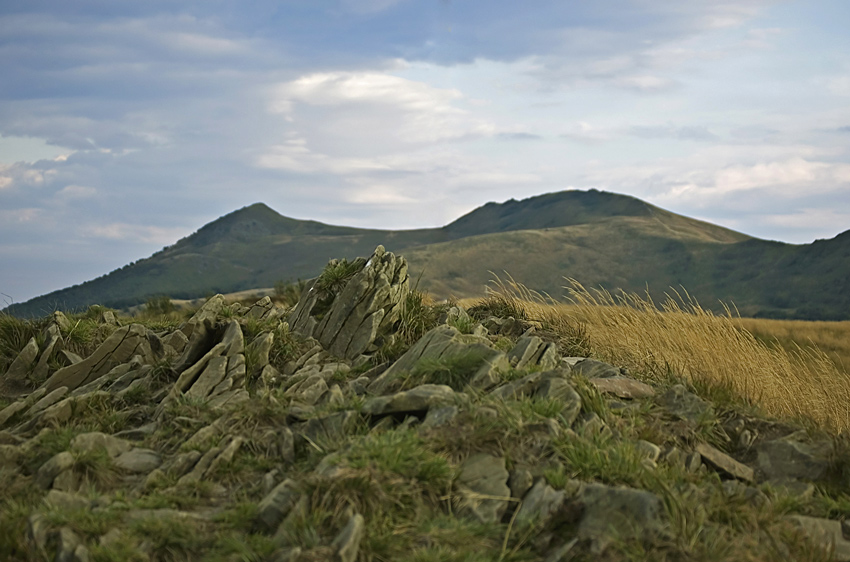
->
[496,132,542,141]
[630,125,719,141]
[79,223,187,244]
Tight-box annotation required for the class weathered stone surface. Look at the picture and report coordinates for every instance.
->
[288,374,328,405]
[331,513,365,562]
[362,384,456,416]
[490,369,582,425]
[27,386,69,417]
[695,443,754,483]
[256,478,301,533]
[186,356,229,399]
[36,451,75,489]
[457,453,511,523]
[221,320,245,356]
[32,332,64,382]
[54,526,88,562]
[788,515,850,561]
[577,483,665,554]
[516,479,567,525]
[294,411,359,446]
[71,432,133,458]
[422,405,460,428]
[40,324,154,393]
[164,330,189,354]
[570,358,620,379]
[507,336,559,371]
[43,490,90,511]
[114,448,162,473]
[247,332,274,373]
[508,469,534,500]
[290,246,409,360]
[52,311,72,332]
[369,325,508,395]
[757,432,832,481]
[5,337,39,381]
[246,296,274,319]
[0,398,31,428]
[659,384,713,422]
[589,377,655,399]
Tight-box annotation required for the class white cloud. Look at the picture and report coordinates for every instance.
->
[79,223,187,244]
[57,185,96,199]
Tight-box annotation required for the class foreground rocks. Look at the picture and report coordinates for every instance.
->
[1,246,848,561]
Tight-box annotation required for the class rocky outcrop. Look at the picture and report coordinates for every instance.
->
[289,245,409,360]
[2,249,849,562]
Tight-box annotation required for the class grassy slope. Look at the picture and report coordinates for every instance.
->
[5,191,850,320]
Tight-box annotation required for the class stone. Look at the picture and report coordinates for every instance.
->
[659,384,713,423]
[368,325,508,394]
[294,411,359,447]
[27,386,70,417]
[507,336,559,371]
[766,478,816,499]
[256,478,301,533]
[185,356,229,399]
[31,332,64,383]
[168,450,203,477]
[515,479,567,525]
[37,397,74,425]
[757,432,831,481]
[5,337,39,382]
[247,332,275,373]
[246,296,274,319]
[0,398,31,428]
[362,384,456,416]
[114,448,162,473]
[694,443,754,483]
[308,246,410,360]
[54,527,88,562]
[456,453,511,523]
[40,324,155,393]
[36,451,75,489]
[71,432,133,458]
[331,513,365,562]
[43,490,90,511]
[577,483,665,554]
[207,436,244,475]
[788,515,850,561]
[570,358,621,379]
[509,469,534,500]
[164,330,189,354]
[221,320,245,356]
[289,374,328,405]
[635,440,662,462]
[422,405,460,428]
[52,311,72,332]
[589,377,655,399]
[58,350,83,366]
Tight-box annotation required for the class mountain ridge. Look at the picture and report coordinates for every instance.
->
[5,189,849,320]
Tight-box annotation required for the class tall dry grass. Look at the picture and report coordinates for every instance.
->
[482,275,850,434]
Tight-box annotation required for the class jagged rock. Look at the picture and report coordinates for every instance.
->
[246,296,274,319]
[5,337,39,382]
[52,311,72,332]
[256,478,301,533]
[422,405,459,428]
[167,450,203,478]
[368,325,509,395]
[115,449,162,473]
[293,411,359,447]
[287,374,328,405]
[635,440,662,462]
[54,526,90,562]
[185,356,229,399]
[44,490,90,511]
[36,451,75,489]
[27,386,69,417]
[32,331,65,382]
[362,384,456,416]
[247,332,274,372]
[509,469,534,500]
[516,479,568,525]
[174,295,226,373]
[289,246,409,360]
[220,320,245,356]
[331,512,365,562]
[157,342,226,413]
[577,483,665,553]
[788,515,850,561]
[659,384,713,422]
[507,336,559,370]
[694,443,754,483]
[757,431,832,481]
[164,330,189,354]
[766,478,815,499]
[589,376,655,399]
[570,358,621,379]
[0,396,34,428]
[456,453,511,523]
[40,324,155,393]
[58,350,83,366]
[71,432,132,458]
[99,310,119,326]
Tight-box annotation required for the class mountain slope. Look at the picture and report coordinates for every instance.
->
[5,190,849,320]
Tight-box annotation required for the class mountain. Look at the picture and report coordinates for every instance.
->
[5,189,850,320]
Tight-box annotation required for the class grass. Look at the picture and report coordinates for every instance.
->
[485,275,850,435]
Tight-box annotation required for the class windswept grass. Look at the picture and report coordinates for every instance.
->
[485,275,850,434]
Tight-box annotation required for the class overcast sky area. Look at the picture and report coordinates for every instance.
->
[2,0,849,304]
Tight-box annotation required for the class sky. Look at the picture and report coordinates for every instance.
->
[1,0,849,305]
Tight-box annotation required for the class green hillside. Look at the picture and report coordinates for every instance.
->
[5,189,850,320]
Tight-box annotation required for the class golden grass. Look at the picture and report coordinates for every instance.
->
[480,275,850,435]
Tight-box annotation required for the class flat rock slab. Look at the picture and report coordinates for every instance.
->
[757,433,831,481]
[788,515,850,561]
[695,443,754,483]
[589,377,655,399]
[571,359,621,379]
[362,384,456,416]
[456,453,511,523]
[577,483,665,554]
[659,384,713,423]
[114,448,162,474]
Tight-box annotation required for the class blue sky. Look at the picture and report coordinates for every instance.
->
[1,0,849,305]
